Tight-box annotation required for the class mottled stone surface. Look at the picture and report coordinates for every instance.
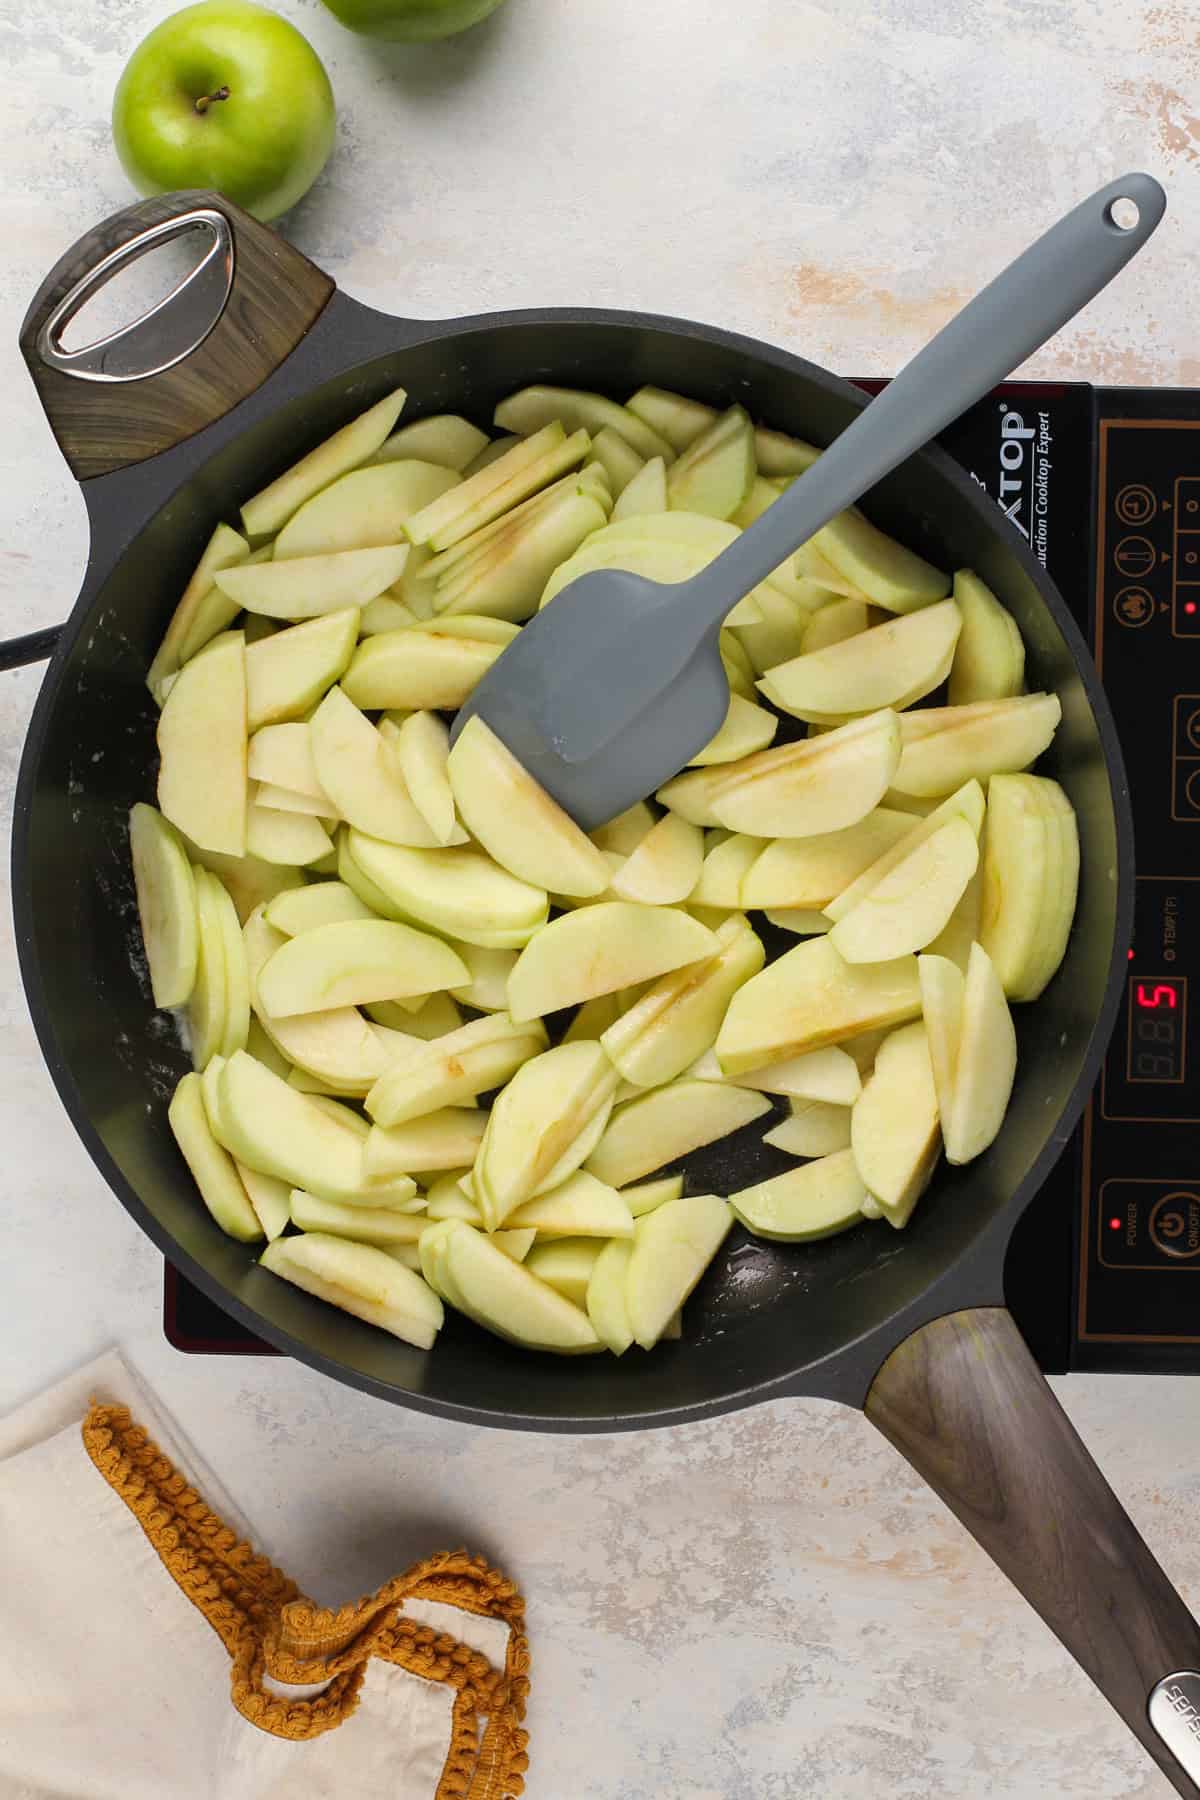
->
[1,1,1198,1793]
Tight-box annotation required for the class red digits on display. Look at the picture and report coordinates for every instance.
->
[1136,984,1178,1010]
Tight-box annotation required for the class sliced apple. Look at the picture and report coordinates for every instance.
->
[256,917,467,1018]
[216,1049,377,1202]
[523,1238,605,1308]
[507,903,716,1023]
[447,715,610,897]
[764,908,832,936]
[918,951,965,1127]
[812,509,950,612]
[891,693,1062,796]
[802,596,869,653]
[371,712,452,848]
[689,1043,861,1105]
[341,617,517,712]
[562,992,632,1043]
[621,1174,685,1218]
[147,522,248,697]
[731,1148,867,1241]
[216,544,408,620]
[244,801,332,868]
[591,801,656,857]
[431,1219,600,1353]
[689,695,778,767]
[274,462,459,559]
[424,1174,481,1222]
[611,454,668,522]
[382,991,464,1039]
[213,875,250,1059]
[473,1041,619,1227]
[252,782,335,820]
[245,1015,291,1080]
[608,813,704,906]
[851,1021,941,1227]
[600,914,764,1088]
[829,815,980,964]
[129,804,199,1009]
[448,942,518,1013]
[721,631,757,700]
[495,385,673,463]
[373,414,489,472]
[740,809,914,911]
[763,1100,853,1158]
[759,597,961,722]
[365,1013,547,1126]
[625,385,716,452]
[665,405,755,519]
[245,608,360,732]
[264,881,377,936]
[731,584,810,676]
[948,569,1025,704]
[824,782,985,923]
[347,831,549,950]
[307,686,453,849]
[364,1110,488,1179]
[507,1170,635,1239]
[260,1229,443,1349]
[625,1194,733,1350]
[234,1162,291,1240]
[407,423,590,551]
[941,943,1017,1165]
[690,833,766,908]
[360,596,419,635]
[435,488,608,624]
[185,842,304,925]
[716,934,921,1073]
[188,870,228,1071]
[924,865,981,970]
[168,1071,263,1242]
[585,1238,635,1353]
[157,631,246,856]
[241,389,406,539]
[289,1190,426,1245]
[980,773,1079,1000]
[585,1079,770,1188]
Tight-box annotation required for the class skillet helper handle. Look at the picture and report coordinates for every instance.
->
[19,190,334,483]
[867,1306,1200,1799]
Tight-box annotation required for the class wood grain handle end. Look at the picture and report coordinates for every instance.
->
[866,1307,1200,1797]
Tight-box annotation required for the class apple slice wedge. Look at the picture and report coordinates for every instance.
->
[688,1043,861,1106]
[621,1174,685,1218]
[264,881,377,936]
[433,1220,601,1354]
[129,803,199,1008]
[260,1230,443,1349]
[434,488,608,624]
[310,685,461,849]
[507,1170,635,1239]
[274,461,460,558]
[625,1194,733,1350]
[948,569,1025,703]
[665,405,755,519]
[365,1014,545,1126]
[289,1191,428,1246]
[364,1109,488,1178]
[591,802,657,858]
[506,903,716,1023]
[689,695,778,765]
[188,870,228,1072]
[245,608,360,731]
[587,425,644,494]
[740,809,914,911]
[980,773,1079,999]
[716,935,922,1073]
[851,1021,941,1227]
[214,875,251,1060]
[168,1072,263,1242]
[586,1238,636,1353]
[217,1049,378,1204]
[824,781,985,923]
[256,917,467,1017]
[608,813,704,905]
[626,385,716,451]
[384,711,457,845]
[828,815,980,964]
[940,943,1017,1165]
[474,1041,620,1227]
[347,831,549,950]
[601,914,764,1088]
[585,1079,770,1188]
[241,388,407,539]
[730,1148,868,1241]
[890,692,1062,796]
[758,596,961,721]
[244,802,332,868]
[157,630,247,857]
[216,545,409,619]
[523,1238,604,1306]
[235,1162,291,1241]
[147,522,248,698]
[918,952,965,1125]
[691,834,766,908]
[448,715,610,896]
[374,414,489,472]
[763,1100,853,1158]
[811,509,950,612]
[495,386,673,463]
[447,942,518,1013]
[407,424,591,551]
[611,455,668,521]
[341,617,517,712]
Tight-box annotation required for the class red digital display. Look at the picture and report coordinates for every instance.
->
[1127,975,1187,1084]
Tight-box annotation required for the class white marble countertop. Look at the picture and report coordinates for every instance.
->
[3,1,1200,1794]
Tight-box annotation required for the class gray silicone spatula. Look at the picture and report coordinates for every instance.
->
[453,173,1165,827]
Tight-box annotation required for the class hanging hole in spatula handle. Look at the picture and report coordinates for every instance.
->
[866,1307,1200,1798]
[20,190,335,483]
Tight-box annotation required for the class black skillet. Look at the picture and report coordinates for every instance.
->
[12,191,1200,1794]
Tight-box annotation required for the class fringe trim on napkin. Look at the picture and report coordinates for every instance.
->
[81,1402,530,1798]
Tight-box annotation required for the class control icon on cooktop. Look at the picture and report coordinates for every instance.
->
[1115,482,1157,526]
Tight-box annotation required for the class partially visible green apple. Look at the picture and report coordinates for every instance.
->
[113,2,336,222]
[319,0,508,41]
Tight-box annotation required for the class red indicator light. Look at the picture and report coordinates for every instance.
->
[1109,1217,1122,1231]
[1137,983,1178,1009]
[1188,602,1198,615]
[1128,948,1135,960]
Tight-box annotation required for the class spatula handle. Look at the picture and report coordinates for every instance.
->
[693,173,1165,615]
[866,1306,1200,1798]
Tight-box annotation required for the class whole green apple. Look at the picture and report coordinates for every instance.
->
[319,0,508,42]
[113,1,336,222]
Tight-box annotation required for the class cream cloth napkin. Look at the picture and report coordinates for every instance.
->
[0,1350,529,1800]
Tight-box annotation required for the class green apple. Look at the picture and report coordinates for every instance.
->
[112,2,336,224]
[319,0,509,41]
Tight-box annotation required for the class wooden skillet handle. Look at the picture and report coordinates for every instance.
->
[19,191,334,482]
[866,1307,1200,1797]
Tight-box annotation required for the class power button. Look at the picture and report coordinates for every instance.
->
[1150,1191,1200,1259]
